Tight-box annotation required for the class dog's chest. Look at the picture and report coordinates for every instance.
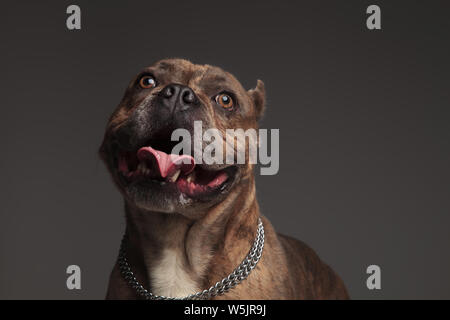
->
[149,248,199,298]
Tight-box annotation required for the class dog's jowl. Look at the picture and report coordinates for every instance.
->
[99,59,349,299]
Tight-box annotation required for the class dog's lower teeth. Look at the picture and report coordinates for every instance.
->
[136,162,150,175]
[186,172,195,183]
[169,170,181,182]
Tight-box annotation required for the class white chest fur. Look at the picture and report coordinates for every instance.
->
[150,248,199,298]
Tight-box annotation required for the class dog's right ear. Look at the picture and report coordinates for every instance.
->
[248,80,265,121]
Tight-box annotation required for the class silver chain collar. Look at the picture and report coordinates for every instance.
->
[118,218,264,300]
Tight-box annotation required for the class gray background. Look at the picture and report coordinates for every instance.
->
[1,0,449,299]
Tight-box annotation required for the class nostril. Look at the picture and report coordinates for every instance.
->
[182,90,196,104]
[162,85,175,98]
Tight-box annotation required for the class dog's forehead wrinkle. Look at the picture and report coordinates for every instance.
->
[191,69,237,95]
[156,61,175,71]
[154,58,192,70]
[202,66,229,83]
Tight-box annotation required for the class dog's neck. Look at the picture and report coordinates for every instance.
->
[123,178,260,298]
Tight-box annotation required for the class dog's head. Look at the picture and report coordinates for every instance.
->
[100,59,265,216]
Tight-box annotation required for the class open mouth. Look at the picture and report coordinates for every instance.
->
[116,143,236,198]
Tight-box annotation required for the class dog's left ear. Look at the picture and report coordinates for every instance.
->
[248,80,265,120]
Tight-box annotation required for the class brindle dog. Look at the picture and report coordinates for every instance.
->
[100,59,349,299]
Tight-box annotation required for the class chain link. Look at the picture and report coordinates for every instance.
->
[118,218,264,300]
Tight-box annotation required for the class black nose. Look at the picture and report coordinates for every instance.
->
[160,84,199,112]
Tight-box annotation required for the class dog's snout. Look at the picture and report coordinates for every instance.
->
[160,84,199,112]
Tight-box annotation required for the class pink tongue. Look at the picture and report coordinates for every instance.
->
[137,147,195,178]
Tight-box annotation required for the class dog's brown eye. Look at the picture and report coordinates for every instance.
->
[215,93,234,109]
[139,75,157,89]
